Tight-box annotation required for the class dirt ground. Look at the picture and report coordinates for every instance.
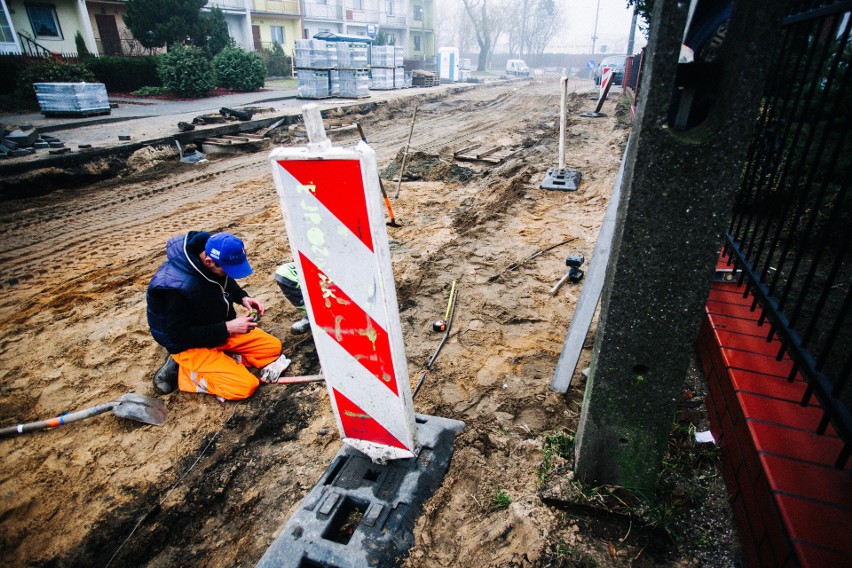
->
[0,79,734,567]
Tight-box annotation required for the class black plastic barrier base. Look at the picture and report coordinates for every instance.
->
[256,414,465,568]
[540,167,582,191]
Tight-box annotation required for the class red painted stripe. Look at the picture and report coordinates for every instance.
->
[277,159,374,252]
[333,388,407,450]
[299,253,398,396]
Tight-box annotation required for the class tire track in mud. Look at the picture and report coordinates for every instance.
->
[0,157,271,294]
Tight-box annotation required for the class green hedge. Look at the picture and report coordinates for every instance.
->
[14,61,97,107]
[85,56,162,92]
[213,46,266,91]
[157,45,215,97]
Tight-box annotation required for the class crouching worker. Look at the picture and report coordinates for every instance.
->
[147,231,291,399]
[274,262,311,334]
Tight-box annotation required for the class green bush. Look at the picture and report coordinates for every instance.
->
[86,56,162,92]
[132,85,170,96]
[75,32,93,59]
[263,42,292,77]
[14,61,97,107]
[157,45,215,97]
[213,46,266,91]
[0,56,24,95]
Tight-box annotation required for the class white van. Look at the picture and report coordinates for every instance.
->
[506,59,530,77]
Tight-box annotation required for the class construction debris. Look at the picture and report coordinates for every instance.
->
[0,127,69,159]
[411,70,440,87]
[454,144,520,165]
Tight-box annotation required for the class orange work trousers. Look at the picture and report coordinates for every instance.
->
[172,328,282,401]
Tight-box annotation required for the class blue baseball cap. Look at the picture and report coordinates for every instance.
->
[205,233,253,279]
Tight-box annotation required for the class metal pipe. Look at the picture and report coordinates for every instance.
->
[558,69,567,171]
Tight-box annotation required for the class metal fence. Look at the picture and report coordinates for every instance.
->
[724,0,852,468]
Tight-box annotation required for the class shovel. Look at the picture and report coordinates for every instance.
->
[0,393,166,437]
[355,123,402,227]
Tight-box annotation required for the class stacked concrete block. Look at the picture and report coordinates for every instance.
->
[34,83,110,117]
[369,46,405,90]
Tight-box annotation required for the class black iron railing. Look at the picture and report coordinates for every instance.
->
[724,0,852,468]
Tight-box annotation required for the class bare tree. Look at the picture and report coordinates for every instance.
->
[436,0,475,54]
[504,0,564,62]
[462,0,501,71]
[525,0,562,60]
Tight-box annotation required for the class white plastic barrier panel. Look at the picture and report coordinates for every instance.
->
[269,105,418,463]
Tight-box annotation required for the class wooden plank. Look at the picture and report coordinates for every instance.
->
[477,147,501,158]
[550,144,627,392]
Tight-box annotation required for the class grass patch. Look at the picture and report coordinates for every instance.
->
[491,489,512,511]
[264,77,297,89]
[538,430,574,485]
[539,423,721,545]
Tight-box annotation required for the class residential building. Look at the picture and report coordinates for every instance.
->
[250,0,301,57]
[300,0,434,66]
[0,0,20,53]
[84,0,144,56]
[0,0,430,66]
[406,0,432,65]
[5,0,96,55]
[300,0,344,37]
[207,0,253,51]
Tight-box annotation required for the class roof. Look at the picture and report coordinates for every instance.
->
[313,32,374,44]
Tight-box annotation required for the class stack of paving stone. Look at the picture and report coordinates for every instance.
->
[34,83,110,117]
[0,127,69,158]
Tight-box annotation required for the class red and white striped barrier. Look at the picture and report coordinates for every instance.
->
[269,105,418,463]
[599,66,614,97]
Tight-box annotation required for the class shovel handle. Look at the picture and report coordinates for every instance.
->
[0,402,116,437]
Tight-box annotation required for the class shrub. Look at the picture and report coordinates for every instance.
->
[85,56,162,92]
[213,46,266,91]
[157,45,215,97]
[132,85,170,96]
[75,32,93,59]
[0,56,25,95]
[264,42,292,77]
[14,61,97,107]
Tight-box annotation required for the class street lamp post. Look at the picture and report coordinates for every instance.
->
[591,0,601,54]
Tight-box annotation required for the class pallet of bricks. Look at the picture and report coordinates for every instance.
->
[370,46,407,90]
[335,42,370,99]
[411,69,439,87]
[295,39,336,99]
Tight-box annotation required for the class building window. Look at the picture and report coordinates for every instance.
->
[413,4,423,21]
[413,35,421,51]
[387,32,396,45]
[353,0,363,9]
[271,25,285,45]
[0,8,14,43]
[386,1,393,15]
[26,4,62,39]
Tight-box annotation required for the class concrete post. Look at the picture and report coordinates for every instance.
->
[573,0,786,489]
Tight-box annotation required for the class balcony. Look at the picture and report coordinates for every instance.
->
[208,0,249,11]
[344,9,406,28]
[252,0,300,15]
[304,3,344,21]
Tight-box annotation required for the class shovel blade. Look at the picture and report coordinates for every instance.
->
[114,393,167,425]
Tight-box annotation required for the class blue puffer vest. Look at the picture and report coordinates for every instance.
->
[147,232,241,353]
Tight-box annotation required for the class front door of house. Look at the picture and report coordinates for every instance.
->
[95,14,121,56]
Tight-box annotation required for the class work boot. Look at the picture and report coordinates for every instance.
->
[153,356,178,395]
[291,316,311,334]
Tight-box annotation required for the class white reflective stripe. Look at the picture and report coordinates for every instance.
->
[274,165,389,330]
[190,371,209,394]
[315,329,412,449]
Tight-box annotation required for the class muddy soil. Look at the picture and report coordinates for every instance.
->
[0,79,733,567]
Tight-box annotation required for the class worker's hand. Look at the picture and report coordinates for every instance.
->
[242,297,265,318]
[227,314,258,335]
